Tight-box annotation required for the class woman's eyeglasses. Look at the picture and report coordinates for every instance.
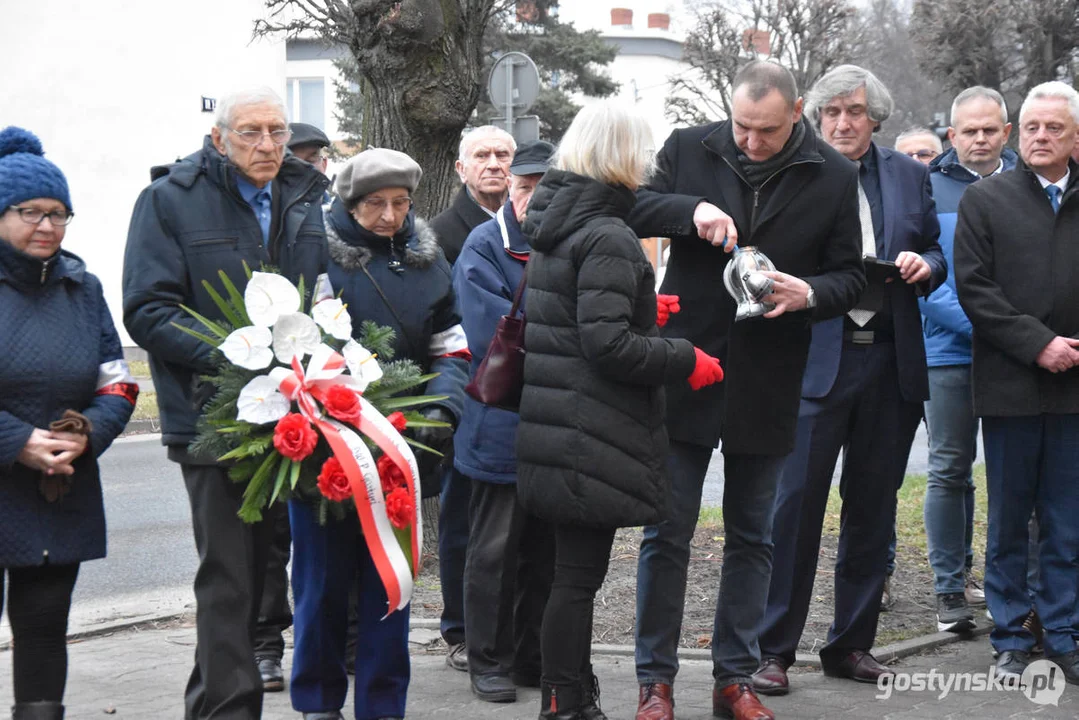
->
[7,206,75,226]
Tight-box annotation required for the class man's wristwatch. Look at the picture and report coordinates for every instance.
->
[805,284,817,309]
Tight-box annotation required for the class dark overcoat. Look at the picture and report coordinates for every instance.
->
[955,159,1079,417]
[627,118,866,455]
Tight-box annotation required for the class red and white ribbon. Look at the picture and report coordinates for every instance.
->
[270,344,421,614]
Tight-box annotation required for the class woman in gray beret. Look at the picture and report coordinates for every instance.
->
[288,147,469,720]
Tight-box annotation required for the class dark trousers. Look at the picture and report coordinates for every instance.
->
[983,414,1079,657]
[541,524,616,690]
[254,501,292,661]
[635,443,786,687]
[464,479,555,678]
[181,463,272,720]
[439,464,470,646]
[288,500,410,719]
[1,562,79,703]
[759,342,922,666]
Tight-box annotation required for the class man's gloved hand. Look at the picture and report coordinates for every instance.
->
[656,294,681,328]
[687,347,724,390]
[411,406,455,481]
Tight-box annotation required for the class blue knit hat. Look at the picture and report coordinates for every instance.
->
[0,127,72,212]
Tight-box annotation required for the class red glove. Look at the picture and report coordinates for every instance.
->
[656,294,681,328]
[687,347,724,390]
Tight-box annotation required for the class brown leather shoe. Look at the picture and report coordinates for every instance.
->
[635,683,673,720]
[712,683,775,720]
[750,657,789,696]
[821,650,894,684]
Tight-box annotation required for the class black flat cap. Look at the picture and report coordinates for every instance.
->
[288,122,330,150]
[510,140,555,176]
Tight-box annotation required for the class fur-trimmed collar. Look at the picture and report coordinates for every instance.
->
[325,210,441,271]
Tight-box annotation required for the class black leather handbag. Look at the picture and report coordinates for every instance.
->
[465,269,528,412]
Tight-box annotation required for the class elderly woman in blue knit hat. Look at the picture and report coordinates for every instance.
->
[0,127,137,720]
[288,147,468,720]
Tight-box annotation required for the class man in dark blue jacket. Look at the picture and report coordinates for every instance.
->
[920,87,1015,634]
[122,88,329,720]
[754,65,945,695]
[453,141,556,705]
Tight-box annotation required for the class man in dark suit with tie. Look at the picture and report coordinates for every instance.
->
[955,81,1079,684]
[753,65,946,694]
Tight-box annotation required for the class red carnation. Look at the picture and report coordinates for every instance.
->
[387,412,408,432]
[377,454,406,496]
[385,487,415,529]
[317,457,353,502]
[323,385,362,425]
[273,413,318,461]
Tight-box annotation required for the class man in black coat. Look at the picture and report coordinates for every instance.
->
[754,65,945,697]
[955,81,1079,684]
[628,61,865,720]
[122,89,329,720]
[429,124,516,672]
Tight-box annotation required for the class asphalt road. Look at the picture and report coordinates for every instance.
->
[2,419,962,639]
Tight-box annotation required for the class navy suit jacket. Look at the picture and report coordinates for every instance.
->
[801,144,946,404]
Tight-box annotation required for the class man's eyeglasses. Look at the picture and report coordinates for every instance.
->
[229,128,292,146]
[6,206,75,226]
[906,149,938,160]
[359,197,414,213]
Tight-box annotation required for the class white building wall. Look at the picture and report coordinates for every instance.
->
[1,0,286,345]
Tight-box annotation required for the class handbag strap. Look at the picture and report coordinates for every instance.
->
[357,260,419,360]
[508,266,528,319]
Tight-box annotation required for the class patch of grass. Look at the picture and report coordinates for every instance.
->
[698,505,724,529]
[128,359,151,377]
[132,391,158,421]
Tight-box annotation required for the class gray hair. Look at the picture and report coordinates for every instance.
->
[457,125,516,163]
[214,88,289,133]
[805,64,893,128]
[950,86,1008,126]
[895,126,943,152]
[1020,81,1079,125]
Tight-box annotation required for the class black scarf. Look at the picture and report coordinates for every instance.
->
[736,118,807,189]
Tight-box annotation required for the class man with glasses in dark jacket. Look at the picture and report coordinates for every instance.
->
[122,88,329,720]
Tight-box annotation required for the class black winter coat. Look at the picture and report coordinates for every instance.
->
[955,159,1079,417]
[122,137,330,447]
[627,118,866,454]
[515,170,697,529]
[431,186,493,265]
[0,242,135,566]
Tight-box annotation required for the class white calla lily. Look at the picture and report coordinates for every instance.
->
[272,313,323,364]
[312,298,353,341]
[236,375,290,424]
[245,272,301,327]
[342,339,384,391]
[218,326,274,370]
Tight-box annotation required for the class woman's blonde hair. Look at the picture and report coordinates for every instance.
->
[555,102,655,188]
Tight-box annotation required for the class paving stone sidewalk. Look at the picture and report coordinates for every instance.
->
[1,624,1075,719]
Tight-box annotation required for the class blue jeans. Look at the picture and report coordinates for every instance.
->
[983,414,1079,657]
[439,464,470,645]
[922,365,978,594]
[635,441,785,688]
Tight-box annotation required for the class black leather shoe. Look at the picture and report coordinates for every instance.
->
[302,713,344,720]
[995,650,1030,682]
[821,650,894,684]
[257,656,284,692]
[1047,649,1079,684]
[446,642,469,672]
[471,673,518,703]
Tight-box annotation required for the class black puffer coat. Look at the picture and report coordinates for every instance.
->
[515,170,697,529]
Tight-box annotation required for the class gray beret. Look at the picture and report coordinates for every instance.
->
[336,147,422,205]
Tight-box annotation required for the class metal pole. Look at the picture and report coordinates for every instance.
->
[655,237,663,273]
[505,59,515,137]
